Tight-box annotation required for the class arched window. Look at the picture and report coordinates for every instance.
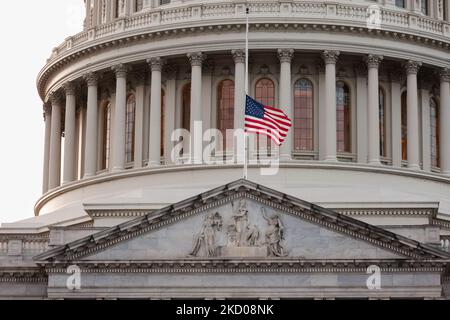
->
[161,89,165,158]
[293,79,314,151]
[401,91,408,161]
[102,103,112,170]
[336,81,351,153]
[125,95,136,164]
[182,83,191,130]
[217,80,235,141]
[421,0,429,15]
[379,87,386,157]
[255,78,275,107]
[430,98,440,168]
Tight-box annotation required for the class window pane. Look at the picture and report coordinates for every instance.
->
[125,95,136,164]
[401,92,408,161]
[217,80,235,150]
[336,81,351,153]
[294,79,314,151]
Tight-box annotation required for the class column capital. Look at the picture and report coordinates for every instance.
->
[112,63,129,78]
[147,57,166,72]
[366,55,383,69]
[49,91,64,105]
[83,72,99,86]
[63,81,77,96]
[277,49,294,64]
[404,60,422,75]
[440,68,450,82]
[231,49,246,64]
[321,50,340,65]
[187,52,206,67]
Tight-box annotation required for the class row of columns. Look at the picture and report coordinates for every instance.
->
[42,50,450,193]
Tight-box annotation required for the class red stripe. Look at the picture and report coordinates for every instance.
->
[245,123,286,140]
[246,128,283,146]
[264,113,292,129]
[264,107,290,120]
[245,117,288,137]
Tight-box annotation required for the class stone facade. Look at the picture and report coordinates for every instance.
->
[1,0,450,299]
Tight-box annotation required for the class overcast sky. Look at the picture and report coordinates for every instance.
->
[0,1,84,223]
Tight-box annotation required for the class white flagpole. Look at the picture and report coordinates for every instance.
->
[243,7,249,180]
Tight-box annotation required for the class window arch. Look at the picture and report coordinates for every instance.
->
[336,81,351,153]
[255,78,275,107]
[430,98,440,168]
[125,94,136,164]
[217,79,235,139]
[293,78,314,151]
[401,91,408,161]
[379,87,386,157]
[102,103,112,170]
[182,83,191,130]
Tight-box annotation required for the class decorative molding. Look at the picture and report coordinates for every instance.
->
[404,60,422,75]
[334,208,435,216]
[83,72,99,87]
[366,55,384,69]
[147,57,166,72]
[187,52,206,67]
[321,50,340,65]
[231,49,246,64]
[62,81,77,96]
[440,68,450,82]
[277,48,294,64]
[111,64,129,78]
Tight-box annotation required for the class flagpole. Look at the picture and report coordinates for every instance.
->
[243,7,249,180]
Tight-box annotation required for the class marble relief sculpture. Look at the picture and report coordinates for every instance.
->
[190,212,223,257]
[262,208,288,257]
[229,199,260,247]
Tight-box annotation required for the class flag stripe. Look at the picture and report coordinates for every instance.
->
[245,95,292,146]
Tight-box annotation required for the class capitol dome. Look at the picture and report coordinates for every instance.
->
[1,0,450,300]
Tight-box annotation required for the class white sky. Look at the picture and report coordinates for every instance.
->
[0,0,84,223]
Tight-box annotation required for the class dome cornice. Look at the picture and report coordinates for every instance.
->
[36,1,450,101]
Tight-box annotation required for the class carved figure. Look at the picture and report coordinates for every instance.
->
[262,208,287,257]
[230,199,260,247]
[190,212,223,257]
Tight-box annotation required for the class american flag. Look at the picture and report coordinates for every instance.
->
[245,95,292,146]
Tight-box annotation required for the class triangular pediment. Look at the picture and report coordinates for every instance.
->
[35,180,450,262]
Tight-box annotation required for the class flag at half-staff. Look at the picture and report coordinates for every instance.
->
[244,95,292,146]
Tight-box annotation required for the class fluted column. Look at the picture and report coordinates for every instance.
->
[83,72,99,178]
[148,57,165,167]
[111,64,129,172]
[321,50,340,162]
[440,68,450,175]
[278,49,294,160]
[367,55,383,165]
[232,50,246,131]
[62,82,77,184]
[48,92,63,190]
[187,52,206,163]
[42,105,51,194]
[405,60,422,170]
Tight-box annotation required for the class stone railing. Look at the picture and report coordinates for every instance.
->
[46,1,449,65]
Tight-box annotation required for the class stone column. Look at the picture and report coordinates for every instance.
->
[111,64,129,172]
[187,52,206,163]
[278,49,294,160]
[321,50,340,162]
[83,72,99,178]
[148,57,165,167]
[367,55,383,165]
[62,82,77,184]
[232,50,246,131]
[42,105,51,194]
[48,92,63,190]
[405,60,422,170]
[440,68,450,175]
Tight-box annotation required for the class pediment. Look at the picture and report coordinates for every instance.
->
[35,180,450,263]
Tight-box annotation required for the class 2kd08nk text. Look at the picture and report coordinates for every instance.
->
[176,304,275,317]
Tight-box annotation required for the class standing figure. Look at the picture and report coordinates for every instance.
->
[231,199,250,246]
[190,212,223,257]
[262,208,288,257]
